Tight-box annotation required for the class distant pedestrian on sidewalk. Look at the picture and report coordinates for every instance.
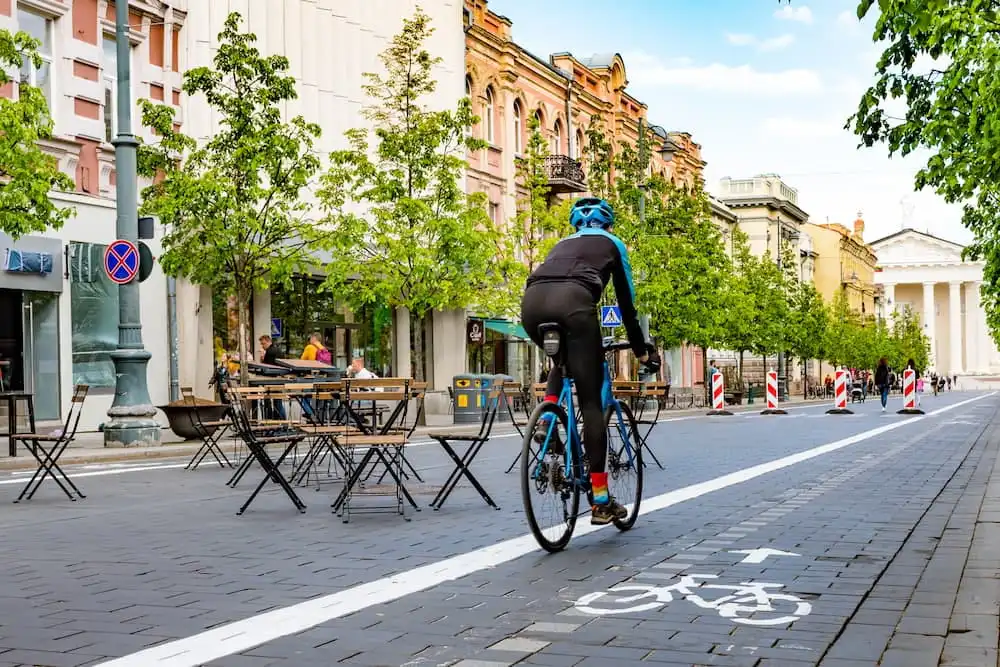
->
[875,357,890,412]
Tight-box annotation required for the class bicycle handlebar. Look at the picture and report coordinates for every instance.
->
[603,339,636,352]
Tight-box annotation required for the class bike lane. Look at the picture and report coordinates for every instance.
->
[77,392,996,667]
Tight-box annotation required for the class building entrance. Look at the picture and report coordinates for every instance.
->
[0,289,60,421]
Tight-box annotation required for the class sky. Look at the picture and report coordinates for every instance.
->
[486,0,969,246]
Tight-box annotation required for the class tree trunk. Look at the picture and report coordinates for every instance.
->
[412,314,425,382]
[702,349,710,405]
[236,286,252,388]
[738,350,745,388]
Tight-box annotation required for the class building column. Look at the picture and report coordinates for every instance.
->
[965,280,979,373]
[949,281,963,374]
[883,282,896,326]
[923,281,937,368]
[395,306,411,378]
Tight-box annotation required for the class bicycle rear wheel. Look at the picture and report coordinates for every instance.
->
[521,401,579,552]
[604,401,643,530]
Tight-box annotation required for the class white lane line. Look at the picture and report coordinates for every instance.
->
[92,392,994,667]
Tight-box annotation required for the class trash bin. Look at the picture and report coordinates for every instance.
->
[453,374,484,424]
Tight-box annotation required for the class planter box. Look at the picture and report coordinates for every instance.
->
[159,403,228,441]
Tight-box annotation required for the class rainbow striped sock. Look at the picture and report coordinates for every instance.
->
[591,472,608,504]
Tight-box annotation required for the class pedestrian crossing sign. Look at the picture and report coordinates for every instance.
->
[601,305,622,328]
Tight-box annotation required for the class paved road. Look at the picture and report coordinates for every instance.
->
[0,391,996,666]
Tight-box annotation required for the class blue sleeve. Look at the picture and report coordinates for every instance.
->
[606,233,646,354]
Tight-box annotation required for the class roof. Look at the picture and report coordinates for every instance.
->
[580,53,620,69]
[868,227,965,250]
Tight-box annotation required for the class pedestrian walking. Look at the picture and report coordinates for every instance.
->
[874,357,890,411]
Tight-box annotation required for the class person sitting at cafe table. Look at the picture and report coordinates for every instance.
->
[258,335,285,420]
[301,332,332,365]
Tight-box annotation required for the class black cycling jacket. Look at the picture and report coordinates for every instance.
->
[525,227,646,355]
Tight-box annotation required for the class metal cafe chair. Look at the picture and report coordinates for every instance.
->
[13,385,89,503]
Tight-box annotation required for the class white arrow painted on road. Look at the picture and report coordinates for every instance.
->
[729,548,801,564]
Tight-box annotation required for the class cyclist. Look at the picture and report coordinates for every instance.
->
[521,197,660,525]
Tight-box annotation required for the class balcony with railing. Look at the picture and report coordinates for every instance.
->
[542,155,587,194]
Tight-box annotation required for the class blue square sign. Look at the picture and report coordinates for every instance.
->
[270,318,282,338]
[600,305,622,328]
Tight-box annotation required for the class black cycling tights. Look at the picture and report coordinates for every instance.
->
[521,282,606,474]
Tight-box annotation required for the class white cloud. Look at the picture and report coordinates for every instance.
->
[775,4,813,24]
[726,33,756,46]
[836,9,859,29]
[629,59,823,95]
[760,34,795,52]
[728,33,795,52]
[761,116,849,139]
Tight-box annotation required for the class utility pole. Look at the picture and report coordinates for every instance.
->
[104,1,159,447]
[775,221,787,401]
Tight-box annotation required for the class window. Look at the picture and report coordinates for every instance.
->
[70,242,121,389]
[574,128,584,159]
[17,7,53,107]
[553,121,563,155]
[103,36,117,143]
[484,87,495,144]
[513,101,522,154]
[489,202,499,224]
[102,35,135,144]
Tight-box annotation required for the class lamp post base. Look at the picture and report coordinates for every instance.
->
[103,348,161,448]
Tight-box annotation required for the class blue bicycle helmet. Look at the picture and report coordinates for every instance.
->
[570,198,615,230]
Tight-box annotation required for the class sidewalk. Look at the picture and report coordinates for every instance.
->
[819,408,1000,666]
[0,395,821,471]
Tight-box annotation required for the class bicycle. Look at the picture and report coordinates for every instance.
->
[520,323,645,553]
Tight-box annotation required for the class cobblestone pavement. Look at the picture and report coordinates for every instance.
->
[0,391,994,666]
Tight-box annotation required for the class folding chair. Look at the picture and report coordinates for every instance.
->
[504,383,547,474]
[228,390,307,515]
[13,385,88,503]
[625,381,666,470]
[182,386,233,470]
[502,381,528,439]
[429,386,502,510]
[368,380,427,485]
[331,378,416,522]
[291,384,353,489]
[226,387,289,488]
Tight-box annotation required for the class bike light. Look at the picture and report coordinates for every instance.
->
[542,330,561,357]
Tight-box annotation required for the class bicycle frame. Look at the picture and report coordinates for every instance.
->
[533,355,639,490]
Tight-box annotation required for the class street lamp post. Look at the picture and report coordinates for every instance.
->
[636,119,660,413]
[103,1,159,447]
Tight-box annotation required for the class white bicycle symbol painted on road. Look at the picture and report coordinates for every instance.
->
[575,574,812,626]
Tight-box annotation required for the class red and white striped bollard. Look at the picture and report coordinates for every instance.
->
[707,369,732,416]
[898,368,924,414]
[826,368,854,414]
[761,370,787,415]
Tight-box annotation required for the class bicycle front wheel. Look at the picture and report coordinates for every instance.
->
[521,401,579,552]
[605,401,643,531]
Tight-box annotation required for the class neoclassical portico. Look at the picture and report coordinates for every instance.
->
[872,229,1000,376]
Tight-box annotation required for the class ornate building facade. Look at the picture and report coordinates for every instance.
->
[805,215,878,317]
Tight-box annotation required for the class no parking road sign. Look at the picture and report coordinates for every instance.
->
[104,239,140,285]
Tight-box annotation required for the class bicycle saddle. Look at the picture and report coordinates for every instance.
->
[537,323,564,360]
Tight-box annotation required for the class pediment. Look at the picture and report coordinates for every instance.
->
[871,230,964,265]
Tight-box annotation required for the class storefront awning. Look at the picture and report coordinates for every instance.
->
[485,319,529,340]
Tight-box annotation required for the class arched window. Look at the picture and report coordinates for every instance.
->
[553,121,563,155]
[513,100,522,153]
[484,87,495,144]
[574,128,584,158]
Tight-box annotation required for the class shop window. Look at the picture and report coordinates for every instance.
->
[69,241,120,389]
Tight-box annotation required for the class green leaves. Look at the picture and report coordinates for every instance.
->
[850,0,1000,347]
[0,29,73,240]
[317,8,515,356]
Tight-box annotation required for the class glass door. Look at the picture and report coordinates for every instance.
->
[22,292,60,421]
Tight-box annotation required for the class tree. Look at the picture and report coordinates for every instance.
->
[891,306,931,373]
[847,1,1000,343]
[0,30,74,239]
[137,12,326,384]
[318,9,514,381]
[824,290,860,369]
[787,280,828,393]
[719,228,761,384]
[513,113,562,278]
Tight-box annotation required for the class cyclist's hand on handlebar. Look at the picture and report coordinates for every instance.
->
[641,344,661,374]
